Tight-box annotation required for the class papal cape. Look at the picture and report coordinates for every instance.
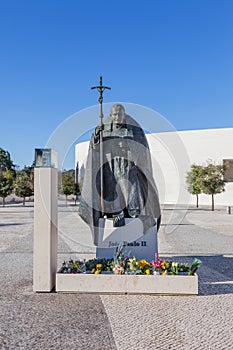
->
[79,113,161,245]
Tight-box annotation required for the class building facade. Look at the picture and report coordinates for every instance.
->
[75,128,233,207]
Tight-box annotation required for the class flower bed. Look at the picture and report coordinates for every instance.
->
[58,253,201,276]
[56,251,201,295]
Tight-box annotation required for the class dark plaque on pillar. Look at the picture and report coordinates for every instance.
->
[35,149,58,168]
[223,159,233,182]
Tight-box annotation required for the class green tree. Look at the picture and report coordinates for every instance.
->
[0,169,14,206]
[201,162,225,211]
[61,169,75,205]
[0,148,15,206]
[186,165,203,208]
[58,170,63,195]
[14,169,34,206]
[22,166,34,193]
[0,148,15,174]
[73,182,81,206]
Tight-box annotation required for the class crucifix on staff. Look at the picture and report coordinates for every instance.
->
[91,76,111,217]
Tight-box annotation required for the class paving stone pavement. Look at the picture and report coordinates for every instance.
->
[0,203,233,349]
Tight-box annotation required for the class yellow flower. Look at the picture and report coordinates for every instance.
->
[162,271,167,276]
[95,270,101,274]
[145,268,151,275]
[91,268,96,274]
[138,259,150,269]
[96,263,102,269]
[161,261,170,270]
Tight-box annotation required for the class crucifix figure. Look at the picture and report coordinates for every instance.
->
[91,77,111,216]
[91,76,111,116]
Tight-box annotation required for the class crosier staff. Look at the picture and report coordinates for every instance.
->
[91,76,111,216]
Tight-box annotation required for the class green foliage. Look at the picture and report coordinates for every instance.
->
[201,163,225,195]
[14,169,34,205]
[0,148,15,175]
[21,166,34,191]
[186,165,202,194]
[73,182,81,196]
[73,182,81,205]
[189,258,202,276]
[61,169,75,204]
[62,171,74,195]
[186,165,203,207]
[0,148,15,206]
[201,162,225,211]
[0,169,14,206]
[59,256,202,275]
[58,170,63,194]
[186,161,225,210]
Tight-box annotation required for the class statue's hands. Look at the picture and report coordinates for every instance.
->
[91,124,104,149]
[113,211,125,227]
[95,124,104,136]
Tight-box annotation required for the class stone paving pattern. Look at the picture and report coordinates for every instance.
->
[0,203,233,349]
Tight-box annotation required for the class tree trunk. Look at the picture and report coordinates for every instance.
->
[23,197,25,206]
[3,197,5,207]
[196,194,199,208]
[211,194,214,211]
[65,195,67,206]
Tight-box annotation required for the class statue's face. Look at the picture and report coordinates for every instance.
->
[110,106,125,126]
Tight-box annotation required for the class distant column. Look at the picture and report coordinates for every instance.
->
[33,149,58,292]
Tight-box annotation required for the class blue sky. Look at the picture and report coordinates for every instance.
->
[0,0,232,169]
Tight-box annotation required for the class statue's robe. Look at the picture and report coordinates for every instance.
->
[79,114,161,245]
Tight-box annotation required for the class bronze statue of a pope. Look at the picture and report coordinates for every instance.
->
[79,103,161,245]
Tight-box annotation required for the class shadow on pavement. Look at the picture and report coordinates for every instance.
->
[164,255,233,296]
[160,223,195,226]
[198,254,233,296]
[0,223,24,227]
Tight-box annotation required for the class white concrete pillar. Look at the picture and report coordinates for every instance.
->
[33,167,58,292]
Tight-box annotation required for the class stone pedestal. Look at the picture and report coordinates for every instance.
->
[33,167,58,292]
[56,273,198,295]
[96,218,158,261]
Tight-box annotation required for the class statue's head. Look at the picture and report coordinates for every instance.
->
[110,104,126,126]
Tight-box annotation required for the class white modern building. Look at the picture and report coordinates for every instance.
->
[75,128,233,207]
